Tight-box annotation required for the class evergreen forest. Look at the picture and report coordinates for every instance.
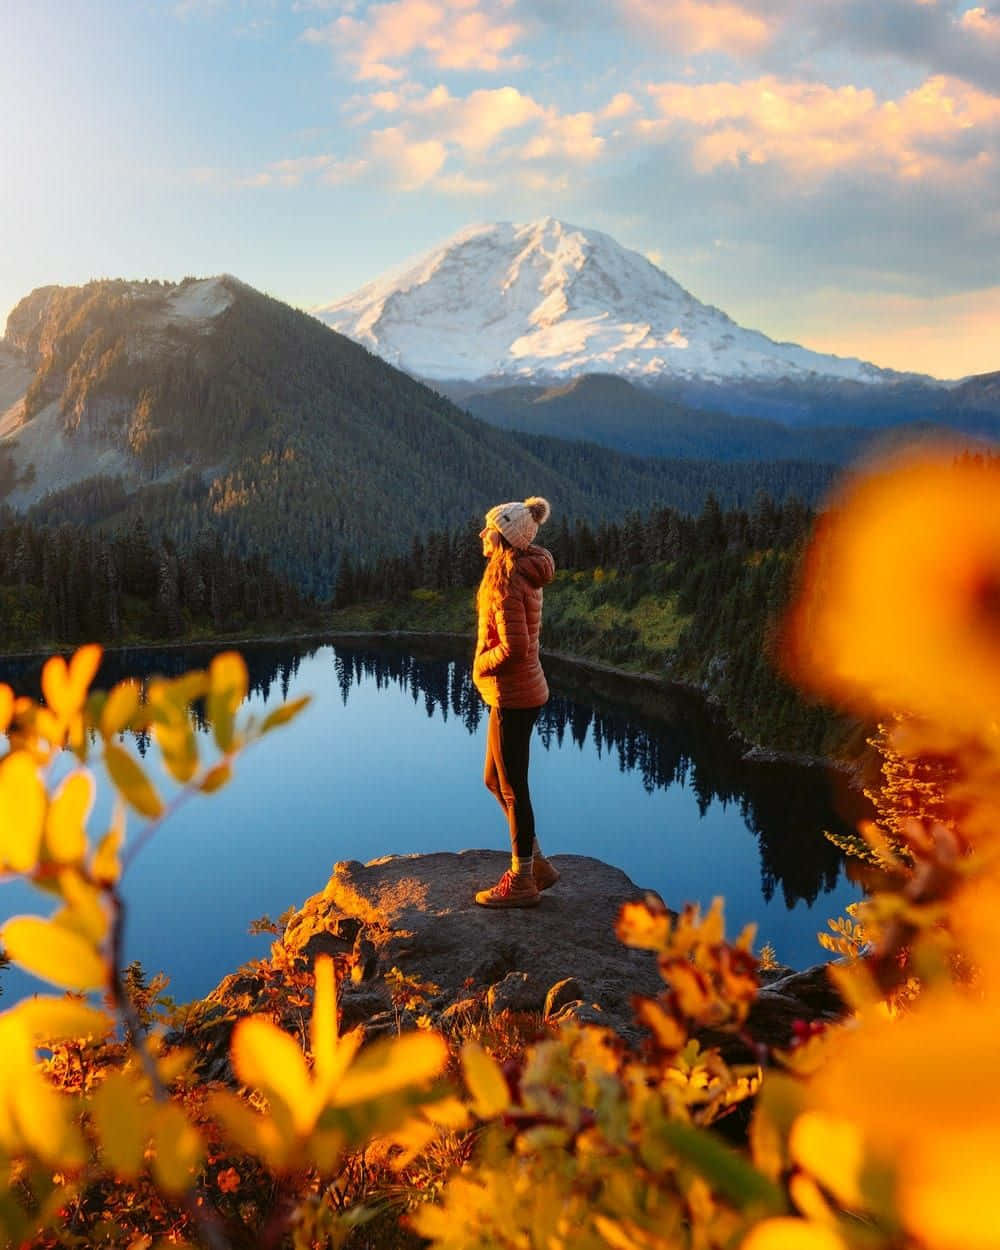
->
[332,493,849,756]
[0,509,316,652]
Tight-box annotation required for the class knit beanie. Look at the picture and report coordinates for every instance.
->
[484,496,551,550]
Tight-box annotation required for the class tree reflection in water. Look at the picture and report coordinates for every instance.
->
[1,638,865,914]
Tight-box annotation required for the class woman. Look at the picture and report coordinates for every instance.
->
[472,495,559,908]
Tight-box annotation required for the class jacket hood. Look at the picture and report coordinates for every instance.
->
[515,545,555,589]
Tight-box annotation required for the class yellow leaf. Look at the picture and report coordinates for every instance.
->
[92,818,124,886]
[208,652,248,752]
[790,1111,865,1210]
[0,683,13,733]
[41,655,72,718]
[100,681,141,737]
[199,761,231,794]
[1,915,106,991]
[105,743,163,819]
[55,869,109,944]
[0,750,46,872]
[35,706,66,747]
[231,1017,315,1134]
[633,999,687,1052]
[69,644,103,702]
[151,1102,203,1195]
[45,771,94,864]
[311,956,339,1092]
[13,997,113,1043]
[461,1041,510,1118]
[421,1096,472,1130]
[261,696,311,733]
[42,646,102,719]
[154,721,198,784]
[334,1031,447,1106]
[616,896,673,951]
[741,1218,848,1250]
[207,1090,287,1168]
[92,1071,149,1179]
[210,651,248,700]
[0,1014,87,1167]
[13,1066,87,1168]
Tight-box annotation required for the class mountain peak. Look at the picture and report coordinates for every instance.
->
[315,219,899,387]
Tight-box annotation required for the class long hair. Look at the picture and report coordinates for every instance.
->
[476,533,517,615]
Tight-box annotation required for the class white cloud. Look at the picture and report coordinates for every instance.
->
[521,111,604,161]
[368,126,448,186]
[619,0,772,57]
[645,73,1000,179]
[393,84,544,152]
[303,0,525,80]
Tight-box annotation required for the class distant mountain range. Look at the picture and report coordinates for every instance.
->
[0,275,838,597]
[316,217,925,388]
[315,217,1000,459]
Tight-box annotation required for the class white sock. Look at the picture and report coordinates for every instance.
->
[511,855,534,878]
[531,837,544,860]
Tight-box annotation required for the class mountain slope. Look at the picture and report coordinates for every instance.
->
[449,373,879,463]
[1,276,837,598]
[315,217,914,387]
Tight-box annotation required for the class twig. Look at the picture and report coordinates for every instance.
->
[107,889,233,1250]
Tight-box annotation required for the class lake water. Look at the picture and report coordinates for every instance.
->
[0,639,864,1006]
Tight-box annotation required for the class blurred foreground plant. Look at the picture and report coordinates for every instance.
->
[0,646,452,1249]
[416,447,1000,1250]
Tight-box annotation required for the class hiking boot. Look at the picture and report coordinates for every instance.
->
[533,856,561,891]
[475,870,540,909]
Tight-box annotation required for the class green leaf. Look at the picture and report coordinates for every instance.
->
[659,1118,786,1212]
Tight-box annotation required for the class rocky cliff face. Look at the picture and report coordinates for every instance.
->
[3,285,65,364]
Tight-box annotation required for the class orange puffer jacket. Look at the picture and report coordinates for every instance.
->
[473,545,555,709]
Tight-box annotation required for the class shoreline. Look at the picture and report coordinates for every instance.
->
[0,625,846,773]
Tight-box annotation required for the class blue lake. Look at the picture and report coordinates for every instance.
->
[0,639,864,1006]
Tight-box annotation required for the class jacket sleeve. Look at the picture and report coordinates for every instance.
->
[474,584,529,676]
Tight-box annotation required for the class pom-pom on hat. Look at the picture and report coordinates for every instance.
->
[485,496,551,550]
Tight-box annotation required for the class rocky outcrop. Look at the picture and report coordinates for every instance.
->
[171,851,848,1081]
[280,850,666,1041]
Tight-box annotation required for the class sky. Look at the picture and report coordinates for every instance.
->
[2,1,999,380]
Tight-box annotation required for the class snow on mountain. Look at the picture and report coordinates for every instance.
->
[314,218,898,387]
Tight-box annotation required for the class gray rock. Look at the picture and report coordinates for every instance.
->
[189,852,845,1055]
[278,850,667,1038]
[544,977,583,1019]
[487,972,547,1017]
[339,987,392,1032]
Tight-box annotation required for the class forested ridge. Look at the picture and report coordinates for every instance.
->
[0,508,316,651]
[333,493,849,756]
[6,277,837,598]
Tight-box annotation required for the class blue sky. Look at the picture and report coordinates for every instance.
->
[3,0,999,378]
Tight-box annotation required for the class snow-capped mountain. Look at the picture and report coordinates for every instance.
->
[315,218,902,387]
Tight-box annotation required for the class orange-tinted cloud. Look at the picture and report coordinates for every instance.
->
[621,0,772,57]
[368,126,448,187]
[304,0,524,81]
[645,73,1000,178]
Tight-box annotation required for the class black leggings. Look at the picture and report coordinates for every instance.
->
[484,705,541,859]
